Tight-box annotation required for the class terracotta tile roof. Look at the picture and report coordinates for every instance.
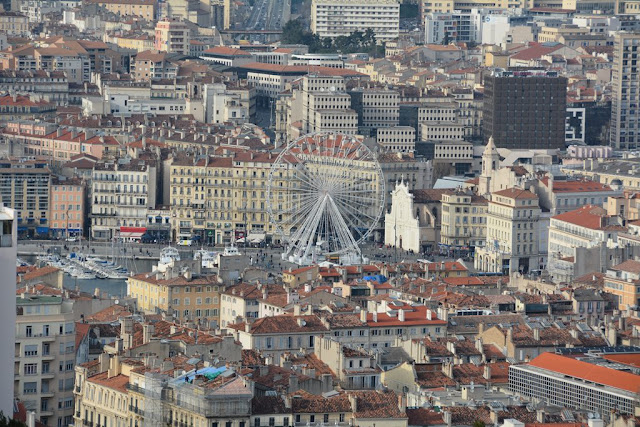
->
[552,205,622,230]
[509,42,564,61]
[611,259,640,275]
[289,353,336,379]
[415,364,456,388]
[290,389,351,413]
[366,305,446,327]
[447,406,492,425]
[545,179,613,194]
[86,305,132,323]
[603,353,640,368]
[250,365,311,391]
[406,408,445,426]
[135,50,168,62]
[323,313,365,329]
[528,352,640,393]
[87,372,129,393]
[350,390,406,419]
[234,314,329,335]
[76,322,91,350]
[19,266,60,282]
[242,349,265,367]
[493,188,538,199]
[412,337,453,358]
[252,396,288,415]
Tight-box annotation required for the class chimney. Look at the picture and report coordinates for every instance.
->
[533,328,540,341]
[360,309,368,322]
[372,312,378,323]
[483,364,491,380]
[619,317,626,330]
[536,410,545,423]
[259,365,268,377]
[293,304,301,316]
[99,353,109,373]
[289,374,298,392]
[426,309,433,320]
[444,411,452,427]
[398,309,405,322]
[348,394,357,413]
[142,324,155,344]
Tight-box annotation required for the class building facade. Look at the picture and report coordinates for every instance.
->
[440,190,488,252]
[311,0,400,41]
[0,158,51,238]
[90,159,158,240]
[15,294,76,426]
[475,188,541,275]
[483,70,568,150]
[50,177,85,239]
[610,32,640,150]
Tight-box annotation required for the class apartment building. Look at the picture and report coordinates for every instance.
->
[0,205,16,418]
[349,87,399,135]
[0,158,51,238]
[154,18,191,55]
[311,0,400,41]
[131,50,179,81]
[604,259,640,309]
[202,83,252,125]
[610,32,640,150]
[127,271,222,326]
[169,153,292,245]
[15,293,76,426]
[0,11,30,36]
[607,191,640,221]
[421,0,533,13]
[483,70,567,150]
[475,188,541,275]
[548,205,624,261]
[74,356,253,427]
[509,352,640,420]
[85,0,156,20]
[50,177,85,239]
[416,102,458,140]
[377,126,416,152]
[535,175,616,215]
[440,190,488,251]
[0,70,69,105]
[90,158,158,240]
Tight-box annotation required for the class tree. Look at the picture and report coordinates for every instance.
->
[473,420,486,427]
[0,412,26,427]
[281,19,307,44]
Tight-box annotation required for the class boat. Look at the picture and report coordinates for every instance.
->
[194,249,217,269]
[75,271,96,280]
[223,243,240,256]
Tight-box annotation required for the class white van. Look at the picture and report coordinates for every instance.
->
[178,239,193,247]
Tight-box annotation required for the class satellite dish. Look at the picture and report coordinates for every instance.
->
[115,299,119,305]
[330,85,336,91]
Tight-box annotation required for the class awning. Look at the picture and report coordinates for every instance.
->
[18,226,27,231]
[248,233,265,243]
[120,226,147,233]
[119,231,145,239]
[236,237,246,243]
[36,227,49,234]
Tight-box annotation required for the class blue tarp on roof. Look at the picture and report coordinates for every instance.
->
[173,366,227,385]
[363,275,387,283]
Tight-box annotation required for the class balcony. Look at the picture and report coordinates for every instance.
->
[40,389,54,397]
[83,421,94,427]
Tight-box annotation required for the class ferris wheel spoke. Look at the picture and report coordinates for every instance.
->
[332,197,375,231]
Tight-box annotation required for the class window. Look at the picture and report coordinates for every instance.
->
[24,345,37,357]
[23,382,37,394]
[25,326,32,337]
[24,363,37,375]
[324,414,329,423]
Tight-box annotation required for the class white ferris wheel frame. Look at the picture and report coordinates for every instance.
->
[266,133,385,261]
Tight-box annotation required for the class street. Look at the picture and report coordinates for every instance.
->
[246,0,289,30]
[17,239,446,274]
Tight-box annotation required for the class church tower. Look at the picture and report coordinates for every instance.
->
[479,136,499,196]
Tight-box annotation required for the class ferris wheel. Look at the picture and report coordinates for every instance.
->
[266,133,385,265]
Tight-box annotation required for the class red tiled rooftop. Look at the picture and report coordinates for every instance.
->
[528,352,640,393]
